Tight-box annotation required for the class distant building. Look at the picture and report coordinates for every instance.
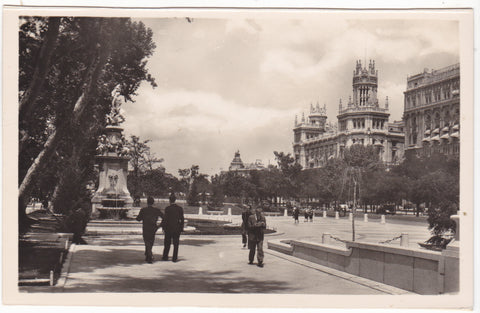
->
[226,150,265,176]
[403,63,460,157]
[293,60,405,169]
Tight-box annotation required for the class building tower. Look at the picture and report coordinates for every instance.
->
[292,59,405,169]
[337,60,394,159]
[228,150,245,171]
[293,102,328,165]
[352,60,379,107]
[309,102,328,128]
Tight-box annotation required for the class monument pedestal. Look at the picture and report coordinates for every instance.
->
[91,126,133,218]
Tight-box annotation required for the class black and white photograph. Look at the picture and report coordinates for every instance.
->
[2,2,476,311]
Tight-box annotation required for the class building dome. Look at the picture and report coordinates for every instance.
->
[229,150,245,171]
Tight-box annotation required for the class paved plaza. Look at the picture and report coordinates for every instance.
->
[62,235,389,294]
[260,215,431,248]
[49,214,430,294]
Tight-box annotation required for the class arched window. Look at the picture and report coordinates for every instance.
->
[435,112,441,129]
[425,113,431,130]
[412,116,417,144]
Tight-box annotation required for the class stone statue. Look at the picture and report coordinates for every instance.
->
[95,133,130,157]
[108,174,119,190]
[106,84,126,126]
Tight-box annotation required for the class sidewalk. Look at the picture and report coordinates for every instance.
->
[59,234,389,294]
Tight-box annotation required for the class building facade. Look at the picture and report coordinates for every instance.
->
[403,63,460,157]
[226,150,265,176]
[293,60,405,169]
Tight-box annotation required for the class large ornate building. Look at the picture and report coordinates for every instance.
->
[226,150,265,176]
[403,63,460,157]
[293,60,405,169]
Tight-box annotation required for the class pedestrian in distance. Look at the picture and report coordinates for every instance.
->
[293,207,299,224]
[136,196,164,263]
[162,192,185,262]
[247,206,267,267]
[241,205,252,248]
[304,207,309,222]
[66,207,88,244]
[308,206,314,222]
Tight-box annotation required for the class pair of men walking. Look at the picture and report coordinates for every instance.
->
[242,205,267,268]
[136,193,184,263]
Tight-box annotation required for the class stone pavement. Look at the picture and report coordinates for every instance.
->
[191,214,432,248]
[263,215,431,248]
[52,214,431,294]
[87,214,431,248]
[60,234,388,294]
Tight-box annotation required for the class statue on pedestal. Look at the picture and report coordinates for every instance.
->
[91,85,133,218]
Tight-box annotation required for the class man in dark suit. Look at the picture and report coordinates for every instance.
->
[162,193,184,262]
[247,206,267,267]
[136,196,163,263]
[241,205,252,248]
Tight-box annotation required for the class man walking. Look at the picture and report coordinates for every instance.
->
[247,206,267,267]
[162,193,184,262]
[136,196,163,263]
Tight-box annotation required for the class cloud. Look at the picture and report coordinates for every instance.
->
[123,16,459,176]
[122,87,297,174]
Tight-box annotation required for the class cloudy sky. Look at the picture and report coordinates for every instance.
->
[122,15,459,176]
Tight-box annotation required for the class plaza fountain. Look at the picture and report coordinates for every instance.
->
[91,85,133,218]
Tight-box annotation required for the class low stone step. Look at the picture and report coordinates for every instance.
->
[86,225,196,236]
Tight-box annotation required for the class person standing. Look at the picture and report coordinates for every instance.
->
[241,205,252,248]
[162,193,184,262]
[247,206,266,267]
[67,207,88,244]
[293,207,299,224]
[136,196,163,263]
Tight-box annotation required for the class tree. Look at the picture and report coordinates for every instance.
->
[221,172,256,204]
[179,165,208,206]
[412,170,459,235]
[210,174,225,207]
[143,150,164,172]
[127,135,157,198]
[337,144,382,206]
[273,151,302,200]
[392,153,459,226]
[18,17,157,228]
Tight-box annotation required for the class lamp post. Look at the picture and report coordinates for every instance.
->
[352,175,357,241]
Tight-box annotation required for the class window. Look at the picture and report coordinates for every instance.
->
[425,91,432,104]
[435,112,440,129]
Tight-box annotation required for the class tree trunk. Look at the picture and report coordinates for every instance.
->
[18,26,113,225]
[18,128,61,200]
[19,17,61,117]
[19,18,61,155]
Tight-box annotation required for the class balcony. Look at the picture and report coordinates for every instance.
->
[302,132,338,144]
[404,97,459,113]
[338,105,388,115]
